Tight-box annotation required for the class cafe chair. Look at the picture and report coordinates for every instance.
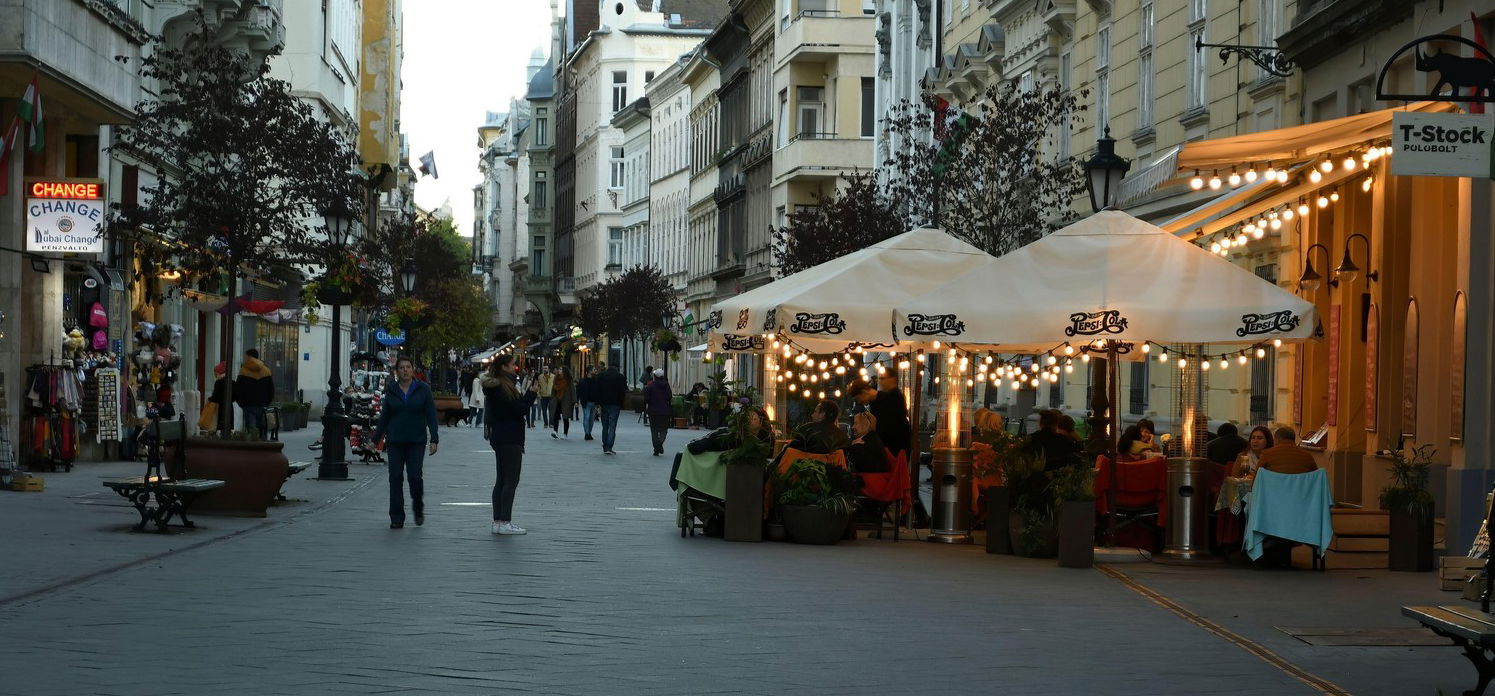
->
[671,451,726,538]
[856,449,912,541]
[1095,454,1168,552]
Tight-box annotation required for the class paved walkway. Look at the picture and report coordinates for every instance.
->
[0,417,1469,695]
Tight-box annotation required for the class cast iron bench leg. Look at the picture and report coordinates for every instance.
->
[118,487,153,532]
[1426,626,1495,696]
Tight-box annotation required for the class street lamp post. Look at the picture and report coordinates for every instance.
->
[317,209,356,481]
[1084,130,1130,546]
[399,257,417,355]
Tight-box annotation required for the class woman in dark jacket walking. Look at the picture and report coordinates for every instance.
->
[482,354,537,535]
[644,369,672,456]
[374,356,440,528]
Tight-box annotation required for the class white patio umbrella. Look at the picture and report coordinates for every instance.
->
[707,227,992,353]
[896,210,1317,547]
[895,210,1316,351]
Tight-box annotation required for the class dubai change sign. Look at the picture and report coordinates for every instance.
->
[25,179,106,254]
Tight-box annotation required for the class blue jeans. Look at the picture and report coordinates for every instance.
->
[581,403,596,437]
[601,405,622,450]
[242,406,267,439]
[386,442,426,523]
[539,396,553,427]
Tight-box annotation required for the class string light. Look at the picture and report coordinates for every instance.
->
[1228,171,1242,187]
[932,340,941,349]
[1237,354,1248,365]
[1342,157,1356,171]
[1317,196,1329,209]
[1190,171,1204,190]
[1064,363,1074,374]
[1218,358,1228,370]
[1297,202,1310,216]
[1158,351,1168,363]
[1309,169,1323,184]
[1046,355,1058,365]
[1319,160,1334,173]
[1361,176,1374,192]
[898,360,910,369]
[1329,191,1340,202]
[1081,353,1091,363]
[1255,347,1266,358]
[915,354,926,363]
[1062,345,1075,356]
[1282,207,1294,221]
[1208,173,1222,190]
[1140,343,1151,354]
[1201,359,1211,371]
[833,389,842,397]
[1272,339,1282,347]
[1177,357,1187,368]
[1244,168,1257,183]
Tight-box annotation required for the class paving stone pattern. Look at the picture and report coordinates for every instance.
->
[0,419,1462,694]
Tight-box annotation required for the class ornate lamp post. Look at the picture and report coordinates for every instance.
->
[1083,129,1131,461]
[317,208,357,480]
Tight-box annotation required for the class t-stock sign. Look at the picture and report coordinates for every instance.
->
[1391,111,1494,179]
[25,179,107,254]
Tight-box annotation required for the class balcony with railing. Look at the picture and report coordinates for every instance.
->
[776,7,874,64]
[771,131,873,185]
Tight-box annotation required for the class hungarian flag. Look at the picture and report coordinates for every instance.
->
[931,96,977,177]
[17,76,43,151]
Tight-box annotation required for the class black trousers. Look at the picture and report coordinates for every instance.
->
[648,413,671,454]
[492,444,523,521]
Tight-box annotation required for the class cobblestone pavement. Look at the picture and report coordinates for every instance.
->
[0,418,1467,695]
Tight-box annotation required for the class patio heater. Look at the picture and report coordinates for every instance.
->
[929,351,973,543]
[1162,346,1211,560]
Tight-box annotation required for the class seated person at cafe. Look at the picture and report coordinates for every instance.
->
[1236,426,1274,476]
[1056,414,1080,442]
[791,399,851,455]
[1253,426,1318,476]
[1116,425,1164,462]
[1027,409,1083,470]
[686,407,773,455]
[845,412,888,473]
[1206,423,1248,469]
[1131,418,1163,456]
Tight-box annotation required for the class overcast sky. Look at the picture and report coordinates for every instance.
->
[402,1,553,237]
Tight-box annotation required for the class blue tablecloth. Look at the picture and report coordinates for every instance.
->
[1244,468,1333,560]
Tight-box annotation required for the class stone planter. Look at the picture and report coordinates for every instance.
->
[782,504,852,545]
[182,438,289,517]
[433,396,464,414]
[1057,500,1096,568]
[983,486,1013,554]
[1388,508,1435,572]
[765,521,787,542]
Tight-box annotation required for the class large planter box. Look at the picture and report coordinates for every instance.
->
[983,486,1013,555]
[782,504,852,545]
[1388,508,1435,572]
[724,461,765,543]
[433,396,464,413]
[1057,500,1096,568]
[181,438,290,517]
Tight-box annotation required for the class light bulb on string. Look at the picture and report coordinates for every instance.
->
[1029,362,1040,373]
[820,371,830,380]
[1266,219,1279,233]
[1309,169,1322,184]
[1064,364,1074,374]
[1178,357,1188,368]
[1361,177,1373,192]
[1190,171,1204,190]
[802,389,811,398]
[818,360,827,370]
[984,355,993,364]
[785,371,794,380]
[1342,157,1356,171]
[1282,207,1294,221]
[1228,171,1242,187]
[834,389,842,397]
[899,360,910,369]
[1063,345,1075,356]
[1208,173,1222,190]
[835,365,845,375]
[1297,202,1310,216]
[1202,359,1211,371]
[1273,339,1282,347]
[1319,160,1334,173]
[1219,358,1228,370]
[966,379,974,387]
[819,391,826,399]
[1081,353,1091,363]
[1244,168,1258,183]
[1158,351,1168,363]
[933,376,940,384]
[1237,354,1248,365]
[1046,355,1058,365]
[1030,377,1040,388]
[1330,191,1340,202]
[932,340,941,349]
[915,353,926,363]
[1317,196,1329,209]
[1256,347,1266,358]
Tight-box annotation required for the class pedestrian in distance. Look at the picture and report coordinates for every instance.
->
[551,366,575,439]
[644,368,672,456]
[594,362,627,454]
[374,356,440,529]
[536,367,555,429]
[577,365,599,441]
[233,348,274,439]
[640,364,655,388]
[465,374,486,427]
[481,354,537,535]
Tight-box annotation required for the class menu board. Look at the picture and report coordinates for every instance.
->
[93,368,122,442]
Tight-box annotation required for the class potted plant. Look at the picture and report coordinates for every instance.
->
[1004,450,1058,557]
[1051,464,1097,568]
[653,328,683,356]
[1382,444,1436,572]
[973,429,1025,554]
[178,428,290,517]
[773,458,858,545]
[721,406,774,543]
[670,395,691,428]
[704,370,728,429]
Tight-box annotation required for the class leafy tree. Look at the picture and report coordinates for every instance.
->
[578,265,676,341]
[771,172,906,275]
[881,80,1087,256]
[404,217,492,363]
[108,20,359,434]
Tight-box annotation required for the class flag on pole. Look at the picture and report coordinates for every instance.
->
[17,76,43,151]
[418,150,439,179]
[930,96,977,177]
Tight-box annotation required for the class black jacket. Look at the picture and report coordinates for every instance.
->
[595,368,627,407]
[870,389,911,455]
[1206,432,1248,467]
[482,375,537,447]
[687,425,772,455]
[1028,428,1084,471]
[791,420,850,455]
[577,375,598,404]
[847,431,889,473]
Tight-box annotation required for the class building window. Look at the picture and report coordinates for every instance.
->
[1129,361,1149,415]
[645,70,655,83]
[1138,4,1154,129]
[535,118,548,146]
[860,77,875,137]
[533,249,545,276]
[1049,380,1063,409]
[1188,24,1208,109]
[608,227,624,266]
[533,178,547,209]
[777,89,789,146]
[1019,70,1033,93]
[797,86,824,138]
[609,147,625,189]
[780,0,791,29]
[1096,25,1111,131]
[611,71,628,113]
[1257,0,1279,78]
[863,0,875,14]
[1190,0,1208,22]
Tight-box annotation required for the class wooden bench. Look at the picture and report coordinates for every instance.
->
[1403,604,1495,695]
[103,418,225,533]
[279,460,312,501]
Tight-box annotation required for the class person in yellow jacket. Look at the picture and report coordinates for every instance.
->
[233,349,275,439]
[535,367,555,429]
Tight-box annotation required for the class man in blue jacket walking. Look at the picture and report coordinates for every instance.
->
[374,357,440,528]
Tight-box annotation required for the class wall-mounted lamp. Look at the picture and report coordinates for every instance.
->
[1332,232,1378,286]
[1298,243,1329,292]
[29,257,50,274]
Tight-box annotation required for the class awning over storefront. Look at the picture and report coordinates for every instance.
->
[1174,101,1451,174]
[686,343,708,353]
[468,339,519,364]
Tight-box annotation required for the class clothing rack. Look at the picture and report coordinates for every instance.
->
[21,354,84,472]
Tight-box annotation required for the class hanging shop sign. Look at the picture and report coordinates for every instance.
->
[24,179,106,254]
[375,328,406,346]
[1375,35,1495,104]
[1390,111,1493,178]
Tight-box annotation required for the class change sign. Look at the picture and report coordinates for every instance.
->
[1390,112,1494,179]
[25,179,106,254]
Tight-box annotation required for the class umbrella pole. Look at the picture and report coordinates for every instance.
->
[908,352,923,530]
[1104,344,1120,547]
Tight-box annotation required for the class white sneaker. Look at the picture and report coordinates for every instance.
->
[491,522,503,535]
[496,522,527,535]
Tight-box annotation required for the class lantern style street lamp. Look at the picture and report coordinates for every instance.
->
[317,207,356,480]
[1085,127,1132,213]
[400,258,418,295]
